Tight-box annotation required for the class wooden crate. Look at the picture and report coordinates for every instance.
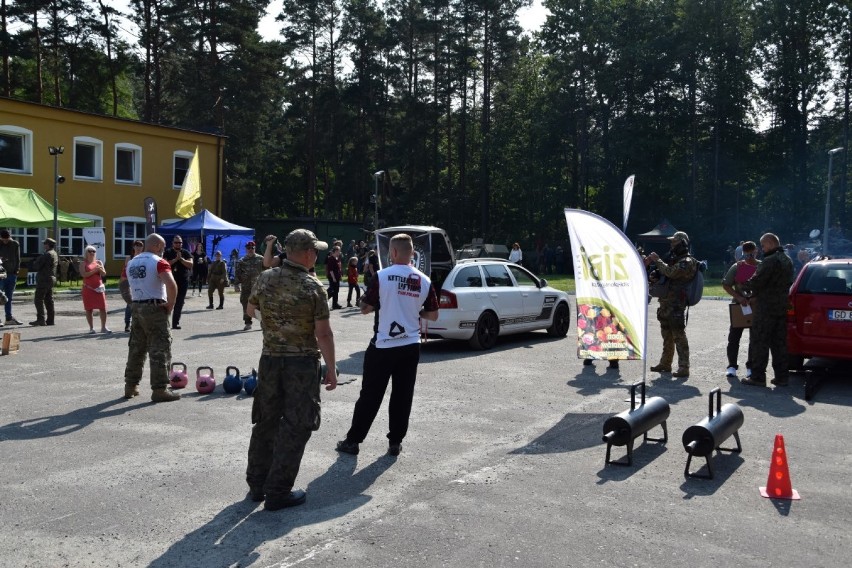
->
[2,332,21,355]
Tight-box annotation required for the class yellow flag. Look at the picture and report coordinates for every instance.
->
[175,147,201,218]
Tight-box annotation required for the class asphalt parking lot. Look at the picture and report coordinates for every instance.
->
[1,291,850,567]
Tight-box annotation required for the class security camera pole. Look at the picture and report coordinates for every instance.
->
[49,145,65,247]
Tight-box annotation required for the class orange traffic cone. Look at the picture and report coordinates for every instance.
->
[759,434,800,500]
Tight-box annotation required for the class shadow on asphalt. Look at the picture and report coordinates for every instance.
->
[419,331,566,361]
[0,398,149,440]
[679,453,746,498]
[723,376,807,418]
[595,442,668,483]
[147,454,395,567]
[510,412,607,455]
[23,331,129,342]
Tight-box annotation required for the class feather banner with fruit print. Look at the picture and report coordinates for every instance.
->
[565,208,647,360]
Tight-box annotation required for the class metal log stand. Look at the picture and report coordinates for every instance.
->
[602,381,670,466]
[681,388,744,479]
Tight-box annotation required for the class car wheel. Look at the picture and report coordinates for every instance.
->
[469,311,499,350]
[547,302,571,337]
[788,355,805,373]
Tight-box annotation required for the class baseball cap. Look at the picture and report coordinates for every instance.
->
[44,237,56,246]
[246,241,256,248]
[284,229,328,252]
[668,231,689,245]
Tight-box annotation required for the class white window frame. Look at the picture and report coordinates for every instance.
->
[173,150,194,189]
[113,216,147,259]
[73,136,103,181]
[9,227,42,255]
[0,125,33,174]
[61,214,103,257]
[115,143,142,185]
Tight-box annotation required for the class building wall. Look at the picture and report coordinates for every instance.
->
[0,98,224,274]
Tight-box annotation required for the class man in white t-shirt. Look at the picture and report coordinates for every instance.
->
[336,233,439,457]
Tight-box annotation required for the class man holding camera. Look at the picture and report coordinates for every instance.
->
[644,231,698,378]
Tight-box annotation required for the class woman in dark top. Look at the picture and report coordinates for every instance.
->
[191,243,209,297]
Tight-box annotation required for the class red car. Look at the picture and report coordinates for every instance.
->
[787,258,852,370]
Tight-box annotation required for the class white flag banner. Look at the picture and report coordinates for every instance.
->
[565,208,647,360]
[622,174,635,232]
[83,227,107,263]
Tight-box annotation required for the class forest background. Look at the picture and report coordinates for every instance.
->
[1,0,850,260]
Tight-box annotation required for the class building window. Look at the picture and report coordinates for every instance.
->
[60,215,103,256]
[74,137,103,181]
[173,151,193,188]
[9,228,41,255]
[0,125,33,174]
[115,144,142,184]
[114,217,146,258]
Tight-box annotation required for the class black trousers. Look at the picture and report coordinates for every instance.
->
[726,325,751,369]
[345,342,420,445]
[172,277,188,327]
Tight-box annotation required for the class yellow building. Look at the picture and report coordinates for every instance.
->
[0,97,225,274]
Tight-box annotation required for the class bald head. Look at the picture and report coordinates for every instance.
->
[145,233,166,252]
[760,233,780,248]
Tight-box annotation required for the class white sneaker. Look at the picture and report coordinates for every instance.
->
[726,366,737,377]
[746,368,752,378]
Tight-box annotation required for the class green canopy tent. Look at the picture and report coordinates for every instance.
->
[0,186,94,228]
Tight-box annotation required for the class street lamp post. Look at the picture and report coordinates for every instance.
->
[48,145,65,247]
[823,147,844,256]
[373,170,384,230]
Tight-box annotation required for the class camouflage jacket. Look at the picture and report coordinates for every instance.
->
[248,260,330,357]
[743,247,793,317]
[655,254,698,307]
[32,249,58,285]
[208,259,228,282]
[235,254,264,287]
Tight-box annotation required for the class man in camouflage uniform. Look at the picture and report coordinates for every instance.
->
[206,250,228,309]
[245,229,338,511]
[740,232,794,387]
[29,238,59,326]
[645,231,698,377]
[236,241,264,330]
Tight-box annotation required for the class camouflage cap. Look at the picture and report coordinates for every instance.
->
[284,229,328,252]
[668,231,689,245]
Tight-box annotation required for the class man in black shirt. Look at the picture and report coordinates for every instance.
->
[163,236,192,329]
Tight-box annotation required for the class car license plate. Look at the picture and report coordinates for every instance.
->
[828,309,852,322]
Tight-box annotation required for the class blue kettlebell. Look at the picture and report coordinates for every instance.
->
[243,369,258,396]
[223,365,243,394]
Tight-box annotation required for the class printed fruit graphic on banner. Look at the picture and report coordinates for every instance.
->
[576,302,637,359]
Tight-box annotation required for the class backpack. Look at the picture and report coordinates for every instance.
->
[684,257,707,306]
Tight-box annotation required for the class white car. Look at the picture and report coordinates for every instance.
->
[422,258,571,349]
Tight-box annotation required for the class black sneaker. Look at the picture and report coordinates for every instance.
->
[388,443,402,456]
[583,359,593,366]
[248,487,265,502]
[265,489,306,511]
[608,360,619,370]
[770,377,789,387]
[335,440,359,455]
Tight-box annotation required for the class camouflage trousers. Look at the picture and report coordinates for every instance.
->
[239,287,253,324]
[657,302,689,368]
[33,280,55,323]
[747,312,788,382]
[246,355,321,498]
[124,303,172,389]
[207,276,226,305]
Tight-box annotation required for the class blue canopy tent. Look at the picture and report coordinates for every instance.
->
[157,209,255,281]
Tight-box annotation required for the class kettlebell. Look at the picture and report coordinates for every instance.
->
[243,368,258,396]
[196,366,216,394]
[169,362,189,389]
[223,365,243,394]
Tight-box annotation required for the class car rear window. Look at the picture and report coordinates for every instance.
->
[453,266,483,288]
[799,266,852,294]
